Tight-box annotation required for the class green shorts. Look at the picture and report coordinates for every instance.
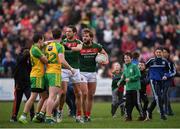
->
[30,77,45,93]
[45,73,61,88]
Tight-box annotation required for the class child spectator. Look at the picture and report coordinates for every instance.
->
[117,52,144,121]
[138,61,149,117]
[111,62,125,117]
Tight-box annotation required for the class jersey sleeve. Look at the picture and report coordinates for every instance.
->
[164,59,173,78]
[146,58,153,68]
[60,39,66,45]
[170,62,176,77]
[76,39,82,44]
[31,47,43,58]
[97,43,103,52]
[56,43,65,54]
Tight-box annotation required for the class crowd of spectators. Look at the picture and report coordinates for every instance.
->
[0,0,179,84]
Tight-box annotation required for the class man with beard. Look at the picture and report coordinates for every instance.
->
[80,28,109,122]
[57,25,83,123]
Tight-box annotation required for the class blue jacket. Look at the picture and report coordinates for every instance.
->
[146,57,171,81]
[166,59,176,79]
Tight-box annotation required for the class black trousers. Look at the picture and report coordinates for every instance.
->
[11,83,34,119]
[167,87,174,114]
[66,84,76,116]
[163,79,173,114]
[140,91,149,114]
[125,90,144,118]
[148,80,164,116]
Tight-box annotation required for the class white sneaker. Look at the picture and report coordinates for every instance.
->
[56,111,63,123]
[76,116,84,123]
[112,115,117,118]
[18,115,28,124]
[144,111,150,121]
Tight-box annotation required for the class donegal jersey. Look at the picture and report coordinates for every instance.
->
[44,41,64,73]
[80,43,102,72]
[61,38,81,69]
[30,44,44,77]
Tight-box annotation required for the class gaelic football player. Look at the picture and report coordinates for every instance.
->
[57,25,83,123]
[80,28,109,121]
[44,29,75,123]
[18,33,48,124]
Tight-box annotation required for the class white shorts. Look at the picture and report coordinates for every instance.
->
[62,69,81,83]
[80,72,97,83]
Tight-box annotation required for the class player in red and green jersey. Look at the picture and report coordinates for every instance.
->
[80,28,109,122]
[19,33,48,124]
[58,25,84,123]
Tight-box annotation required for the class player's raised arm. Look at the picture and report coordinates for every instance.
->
[56,43,75,74]
[71,41,83,51]
[58,53,75,74]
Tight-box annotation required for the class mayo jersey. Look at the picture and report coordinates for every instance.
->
[61,38,81,69]
[44,41,64,73]
[80,43,102,72]
[30,44,45,77]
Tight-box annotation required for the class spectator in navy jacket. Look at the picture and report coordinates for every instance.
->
[163,48,176,116]
[145,47,171,120]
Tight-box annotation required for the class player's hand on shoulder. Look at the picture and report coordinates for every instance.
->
[44,40,51,45]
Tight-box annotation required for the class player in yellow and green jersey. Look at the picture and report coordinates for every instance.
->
[42,29,75,124]
[19,33,48,124]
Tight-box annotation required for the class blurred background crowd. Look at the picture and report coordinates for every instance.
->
[0,0,179,88]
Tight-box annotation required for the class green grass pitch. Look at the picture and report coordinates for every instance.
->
[0,102,180,128]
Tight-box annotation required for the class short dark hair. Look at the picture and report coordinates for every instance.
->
[139,60,145,64]
[67,25,77,33]
[52,29,61,39]
[33,33,43,43]
[124,52,132,59]
[139,58,145,63]
[163,48,170,53]
[155,47,163,51]
[132,51,140,59]
[82,28,93,38]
